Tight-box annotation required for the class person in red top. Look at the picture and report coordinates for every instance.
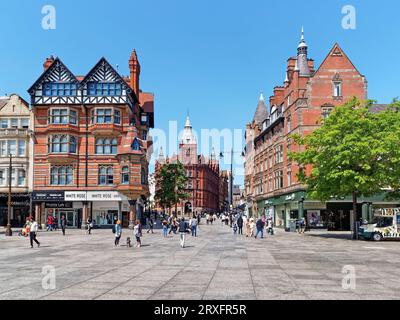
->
[47,215,54,232]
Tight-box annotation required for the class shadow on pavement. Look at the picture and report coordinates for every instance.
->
[305,232,354,241]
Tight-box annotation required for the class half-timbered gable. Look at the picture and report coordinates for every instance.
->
[80,58,136,110]
[28,58,81,105]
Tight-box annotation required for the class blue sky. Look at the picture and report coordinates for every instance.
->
[0,0,399,186]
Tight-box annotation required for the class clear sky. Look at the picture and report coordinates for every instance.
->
[0,0,399,186]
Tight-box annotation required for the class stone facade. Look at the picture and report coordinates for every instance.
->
[0,94,33,227]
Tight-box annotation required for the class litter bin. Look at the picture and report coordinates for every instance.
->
[289,219,297,232]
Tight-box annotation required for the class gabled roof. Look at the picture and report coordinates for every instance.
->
[28,57,79,94]
[80,57,139,103]
[313,43,365,78]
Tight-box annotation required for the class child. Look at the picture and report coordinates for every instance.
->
[233,223,238,235]
[133,220,142,247]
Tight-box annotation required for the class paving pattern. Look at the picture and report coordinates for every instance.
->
[1,220,400,300]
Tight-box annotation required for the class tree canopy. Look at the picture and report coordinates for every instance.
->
[289,98,400,237]
[155,162,189,215]
[290,98,400,201]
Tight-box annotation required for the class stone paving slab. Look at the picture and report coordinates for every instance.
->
[2,222,400,300]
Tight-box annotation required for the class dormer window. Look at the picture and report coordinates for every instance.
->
[88,82,122,96]
[43,83,77,97]
[132,138,140,151]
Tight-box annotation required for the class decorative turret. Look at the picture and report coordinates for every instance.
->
[252,93,269,128]
[297,27,311,76]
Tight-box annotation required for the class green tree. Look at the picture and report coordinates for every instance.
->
[155,162,189,217]
[289,98,400,239]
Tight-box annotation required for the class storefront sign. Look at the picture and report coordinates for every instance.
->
[8,201,30,207]
[32,191,65,202]
[87,191,128,201]
[65,192,87,201]
[285,194,296,201]
[45,202,73,209]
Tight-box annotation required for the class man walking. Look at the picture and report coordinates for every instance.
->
[29,217,40,248]
[147,218,154,234]
[237,215,244,235]
[255,218,265,239]
[60,215,67,236]
[178,217,189,248]
[189,215,198,237]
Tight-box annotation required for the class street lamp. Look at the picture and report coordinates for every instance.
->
[220,148,245,213]
[5,154,13,237]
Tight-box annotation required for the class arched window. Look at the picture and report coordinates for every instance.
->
[132,138,140,151]
[141,168,146,185]
[96,138,104,154]
[70,136,77,153]
[121,166,129,184]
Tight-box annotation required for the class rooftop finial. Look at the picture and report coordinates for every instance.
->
[259,92,265,102]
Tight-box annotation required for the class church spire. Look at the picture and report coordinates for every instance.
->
[297,26,311,76]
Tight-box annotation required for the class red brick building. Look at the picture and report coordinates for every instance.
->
[29,51,154,228]
[155,116,227,216]
[245,30,377,230]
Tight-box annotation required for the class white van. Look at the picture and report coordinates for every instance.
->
[358,208,400,241]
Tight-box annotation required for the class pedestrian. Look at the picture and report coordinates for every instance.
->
[133,220,142,247]
[189,215,198,237]
[255,218,265,239]
[197,213,201,225]
[233,222,238,235]
[87,218,93,235]
[29,217,40,248]
[53,216,58,231]
[178,217,189,248]
[147,218,154,234]
[237,215,243,235]
[46,215,53,232]
[114,220,122,246]
[162,219,169,238]
[60,215,67,236]
[267,219,274,235]
[249,218,255,237]
[206,214,210,225]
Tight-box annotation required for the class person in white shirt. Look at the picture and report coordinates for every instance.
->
[29,217,40,248]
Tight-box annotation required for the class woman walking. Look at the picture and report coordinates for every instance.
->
[114,220,122,246]
[162,219,169,238]
[29,217,41,248]
[133,220,142,247]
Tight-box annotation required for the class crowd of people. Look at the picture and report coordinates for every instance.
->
[20,210,279,250]
[220,213,275,238]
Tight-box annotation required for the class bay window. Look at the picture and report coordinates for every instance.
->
[48,108,78,125]
[91,108,121,125]
[95,138,118,155]
[51,166,73,185]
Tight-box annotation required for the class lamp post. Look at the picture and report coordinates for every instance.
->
[220,148,245,214]
[5,154,13,237]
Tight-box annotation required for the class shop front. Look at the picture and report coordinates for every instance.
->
[0,193,31,227]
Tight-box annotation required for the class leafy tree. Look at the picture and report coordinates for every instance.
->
[289,98,400,239]
[155,162,189,217]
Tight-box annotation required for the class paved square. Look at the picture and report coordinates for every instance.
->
[1,221,399,300]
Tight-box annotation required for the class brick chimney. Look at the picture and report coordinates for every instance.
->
[43,55,55,71]
[129,50,141,98]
